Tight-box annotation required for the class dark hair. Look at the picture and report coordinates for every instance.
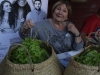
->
[52,0,72,18]
[0,1,17,28]
[33,0,41,4]
[13,1,31,21]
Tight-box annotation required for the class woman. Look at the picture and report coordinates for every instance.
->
[20,0,84,54]
[0,1,23,63]
[20,0,84,67]
[13,0,31,26]
[0,1,20,33]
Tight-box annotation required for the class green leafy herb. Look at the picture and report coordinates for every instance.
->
[9,38,51,64]
[74,48,100,66]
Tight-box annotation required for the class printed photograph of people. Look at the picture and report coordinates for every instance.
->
[12,0,31,29]
[0,0,35,34]
[0,0,49,62]
[26,0,48,23]
[0,0,19,33]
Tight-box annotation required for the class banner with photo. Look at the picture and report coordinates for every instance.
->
[0,0,49,62]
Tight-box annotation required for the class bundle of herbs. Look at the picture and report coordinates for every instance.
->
[9,38,51,64]
[74,46,100,66]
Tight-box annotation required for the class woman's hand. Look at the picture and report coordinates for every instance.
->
[22,19,34,34]
[24,19,34,29]
[68,23,82,43]
[67,23,80,36]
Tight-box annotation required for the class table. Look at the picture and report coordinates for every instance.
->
[57,49,83,67]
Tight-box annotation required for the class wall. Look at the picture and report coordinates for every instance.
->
[70,0,100,30]
[47,0,100,30]
[47,0,57,18]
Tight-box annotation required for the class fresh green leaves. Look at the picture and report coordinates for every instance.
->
[9,38,51,64]
[74,48,100,66]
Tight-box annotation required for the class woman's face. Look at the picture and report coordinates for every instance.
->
[18,0,27,7]
[7,0,17,4]
[3,2,11,13]
[53,4,68,22]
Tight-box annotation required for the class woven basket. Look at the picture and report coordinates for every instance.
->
[0,41,64,75]
[0,27,64,75]
[64,45,100,75]
[86,32,100,45]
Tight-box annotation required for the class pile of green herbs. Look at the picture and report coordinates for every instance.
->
[9,38,51,64]
[74,46,100,66]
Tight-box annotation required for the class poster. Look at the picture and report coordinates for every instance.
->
[0,0,49,62]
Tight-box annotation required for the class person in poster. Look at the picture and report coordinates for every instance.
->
[0,0,23,62]
[12,0,31,27]
[0,0,49,63]
[26,0,47,23]
[0,1,20,33]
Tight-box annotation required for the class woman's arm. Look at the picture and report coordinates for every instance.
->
[67,23,82,43]
[19,19,34,39]
[67,23,84,50]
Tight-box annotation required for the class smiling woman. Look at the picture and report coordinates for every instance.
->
[17,0,27,7]
[0,0,24,63]
[0,1,19,33]
[12,0,31,27]
[20,0,84,54]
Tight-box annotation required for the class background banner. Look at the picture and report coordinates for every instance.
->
[0,0,49,62]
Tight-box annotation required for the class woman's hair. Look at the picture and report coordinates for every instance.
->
[0,1,17,28]
[52,0,72,18]
[13,1,31,21]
